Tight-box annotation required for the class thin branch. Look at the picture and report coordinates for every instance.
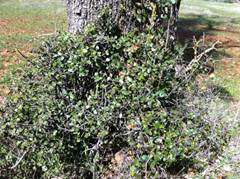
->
[184,41,220,73]
[16,48,29,59]
[10,150,28,169]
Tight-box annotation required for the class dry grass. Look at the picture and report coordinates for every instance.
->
[0,0,67,96]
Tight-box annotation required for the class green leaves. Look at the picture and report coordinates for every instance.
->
[156,89,168,98]
[0,7,228,178]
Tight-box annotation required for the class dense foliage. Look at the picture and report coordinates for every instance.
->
[0,3,229,179]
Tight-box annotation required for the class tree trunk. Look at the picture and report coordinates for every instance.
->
[66,0,182,37]
[66,0,131,34]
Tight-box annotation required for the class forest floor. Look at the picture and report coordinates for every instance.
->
[0,0,240,178]
[180,0,240,178]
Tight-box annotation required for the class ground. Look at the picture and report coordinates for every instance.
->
[0,0,67,96]
[0,0,239,178]
[180,0,240,178]
[180,0,240,99]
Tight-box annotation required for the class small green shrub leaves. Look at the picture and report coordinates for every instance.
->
[0,7,229,179]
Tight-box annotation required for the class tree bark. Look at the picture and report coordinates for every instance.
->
[66,0,182,35]
[66,0,131,34]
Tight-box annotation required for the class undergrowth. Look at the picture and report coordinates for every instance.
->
[0,2,231,178]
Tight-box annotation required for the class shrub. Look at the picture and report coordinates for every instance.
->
[0,12,229,179]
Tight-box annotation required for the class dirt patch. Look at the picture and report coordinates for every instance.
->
[206,35,240,48]
[178,23,240,47]
[103,151,133,179]
[0,48,23,80]
[224,48,240,59]
[0,19,8,26]
[178,29,240,48]
[0,49,11,57]
[212,27,240,34]
[216,58,240,77]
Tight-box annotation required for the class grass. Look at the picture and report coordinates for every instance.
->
[0,0,67,95]
[0,0,67,50]
[179,1,240,178]
[179,0,240,99]
[180,0,240,24]
[0,56,3,70]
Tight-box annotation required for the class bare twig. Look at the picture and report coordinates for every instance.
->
[184,41,221,73]
[167,40,220,98]
[234,102,240,122]
[164,7,172,50]
[10,150,28,169]
[16,48,29,59]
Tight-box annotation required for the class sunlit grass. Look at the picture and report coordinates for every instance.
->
[0,0,67,95]
[0,0,67,50]
[179,1,240,177]
[179,0,240,99]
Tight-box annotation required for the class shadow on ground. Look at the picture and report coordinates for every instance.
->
[177,14,236,101]
[177,15,240,43]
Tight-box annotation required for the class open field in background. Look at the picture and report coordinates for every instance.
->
[180,0,240,99]
[0,0,67,96]
[180,0,240,177]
